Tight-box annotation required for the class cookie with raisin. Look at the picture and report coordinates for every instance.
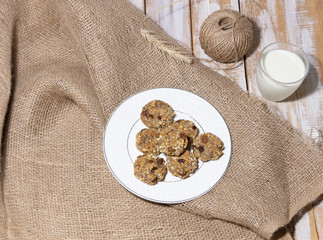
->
[192,133,224,162]
[159,128,188,156]
[136,128,161,155]
[166,151,198,179]
[134,155,167,185]
[140,100,175,129]
[172,119,199,142]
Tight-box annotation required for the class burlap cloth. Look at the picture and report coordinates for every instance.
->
[0,0,322,239]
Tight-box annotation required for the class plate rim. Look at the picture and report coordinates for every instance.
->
[103,87,232,204]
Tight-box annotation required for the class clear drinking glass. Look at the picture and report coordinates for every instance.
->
[256,42,309,101]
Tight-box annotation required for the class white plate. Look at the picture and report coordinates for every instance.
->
[103,88,231,204]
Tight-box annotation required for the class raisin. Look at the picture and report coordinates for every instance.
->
[192,126,197,130]
[151,167,158,173]
[167,147,175,153]
[151,178,157,183]
[177,159,185,164]
[201,135,208,144]
[157,158,164,165]
[157,115,162,120]
[148,114,154,119]
[192,144,196,149]
[141,109,149,117]
[179,133,187,139]
[198,146,204,153]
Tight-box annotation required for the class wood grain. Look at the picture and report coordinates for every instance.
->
[128,0,145,11]
[146,0,192,50]
[308,207,319,240]
[293,1,323,234]
[314,203,323,239]
[240,1,321,239]
[295,211,312,240]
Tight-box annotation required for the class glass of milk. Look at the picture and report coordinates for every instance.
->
[256,42,309,101]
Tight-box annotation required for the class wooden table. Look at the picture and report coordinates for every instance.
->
[129,0,323,239]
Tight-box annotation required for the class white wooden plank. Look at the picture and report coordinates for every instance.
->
[128,0,145,12]
[295,212,312,240]
[314,203,323,240]
[146,0,192,49]
[288,0,323,142]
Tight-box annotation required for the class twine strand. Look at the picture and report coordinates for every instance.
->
[140,0,194,64]
[199,9,254,63]
[141,29,194,64]
[232,15,245,62]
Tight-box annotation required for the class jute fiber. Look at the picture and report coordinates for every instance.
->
[199,9,254,63]
[0,0,322,239]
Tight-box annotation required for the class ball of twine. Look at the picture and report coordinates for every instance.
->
[199,9,254,63]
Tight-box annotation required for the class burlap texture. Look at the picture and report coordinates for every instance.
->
[0,0,322,239]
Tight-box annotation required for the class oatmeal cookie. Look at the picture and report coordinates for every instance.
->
[192,132,224,162]
[134,155,167,185]
[166,151,198,179]
[159,128,188,156]
[140,100,175,129]
[172,119,199,142]
[136,128,161,155]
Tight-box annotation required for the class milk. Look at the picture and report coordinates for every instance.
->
[257,49,307,101]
